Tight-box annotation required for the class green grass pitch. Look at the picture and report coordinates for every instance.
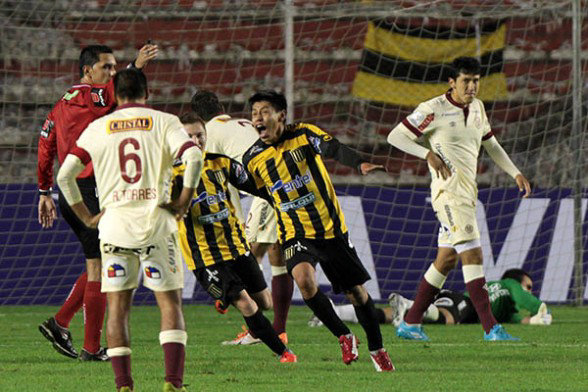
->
[1,305,587,391]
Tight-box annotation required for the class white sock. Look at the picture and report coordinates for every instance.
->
[422,304,440,322]
[336,304,358,323]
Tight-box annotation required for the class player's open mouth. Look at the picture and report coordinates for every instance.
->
[256,124,268,137]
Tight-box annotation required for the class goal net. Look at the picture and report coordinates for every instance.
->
[1,0,586,305]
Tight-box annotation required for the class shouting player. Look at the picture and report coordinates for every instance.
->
[191,90,292,345]
[57,69,202,392]
[38,44,158,361]
[172,113,296,363]
[387,57,531,341]
[242,90,394,372]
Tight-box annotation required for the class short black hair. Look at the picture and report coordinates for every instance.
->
[248,90,288,113]
[114,68,148,101]
[179,112,206,127]
[79,45,113,78]
[190,90,224,122]
[501,269,531,284]
[449,57,481,80]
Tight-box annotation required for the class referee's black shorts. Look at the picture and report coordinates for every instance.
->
[57,177,100,259]
[283,232,371,294]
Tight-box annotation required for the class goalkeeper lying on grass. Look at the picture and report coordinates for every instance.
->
[309,269,552,328]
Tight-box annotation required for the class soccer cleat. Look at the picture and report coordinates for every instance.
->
[38,317,78,359]
[396,321,430,341]
[163,382,187,392]
[369,348,395,372]
[278,332,288,345]
[388,293,411,327]
[214,300,228,315]
[307,314,323,328]
[484,324,520,341]
[118,387,133,392]
[221,327,261,346]
[278,349,298,363]
[338,334,359,365]
[79,347,110,361]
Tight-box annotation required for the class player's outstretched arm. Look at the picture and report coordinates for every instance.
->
[134,43,159,69]
[482,136,531,198]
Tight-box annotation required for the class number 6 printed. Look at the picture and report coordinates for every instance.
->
[119,138,142,183]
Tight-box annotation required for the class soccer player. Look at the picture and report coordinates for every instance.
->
[388,269,552,326]
[37,43,158,361]
[242,90,394,372]
[171,113,296,363]
[387,57,532,342]
[56,69,202,392]
[311,269,552,327]
[190,90,292,345]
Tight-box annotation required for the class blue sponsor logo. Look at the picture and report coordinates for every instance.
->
[192,191,227,207]
[198,208,230,224]
[270,171,313,194]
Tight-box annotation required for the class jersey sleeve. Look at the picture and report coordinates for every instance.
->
[228,157,272,203]
[504,279,542,315]
[166,116,196,159]
[480,102,494,141]
[304,124,365,170]
[399,102,436,138]
[37,111,58,190]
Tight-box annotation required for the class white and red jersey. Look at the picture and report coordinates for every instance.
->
[72,103,198,248]
[396,91,493,203]
[205,114,259,163]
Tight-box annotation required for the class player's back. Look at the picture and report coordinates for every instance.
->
[205,114,258,163]
[77,104,191,248]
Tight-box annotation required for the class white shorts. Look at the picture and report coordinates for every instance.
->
[100,232,184,292]
[245,197,278,244]
[432,192,479,248]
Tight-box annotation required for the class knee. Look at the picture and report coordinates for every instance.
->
[344,286,367,306]
[434,255,458,275]
[295,276,317,298]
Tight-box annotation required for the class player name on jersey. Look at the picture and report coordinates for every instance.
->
[112,187,157,202]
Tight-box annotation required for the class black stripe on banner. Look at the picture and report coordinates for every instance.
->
[208,166,240,260]
[359,48,504,82]
[304,147,344,238]
[266,158,304,242]
[184,212,204,269]
[198,178,225,265]
[372,20,504,39]
[281,150,325,240]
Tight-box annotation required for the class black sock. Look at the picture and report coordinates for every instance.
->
[244,310,286,355]
[353,295,383,351]
[375,308,387,324]
[304,290,350,338]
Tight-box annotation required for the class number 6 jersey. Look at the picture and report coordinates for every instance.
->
[72,103,200,248]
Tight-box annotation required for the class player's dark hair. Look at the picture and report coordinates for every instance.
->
[248,90,288,114]
[179,112,205,127]
[79,45,113,78]
[449,56,481,80]
[114,68,148,101]
[501,269,530,284]
[191,90,224,122]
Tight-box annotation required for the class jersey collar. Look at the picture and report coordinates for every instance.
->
[445,89,467,109]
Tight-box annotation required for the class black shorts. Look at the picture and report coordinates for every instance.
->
[283,233,371,294]
[58,177,100,259]
[194,253,267,310]
[433,290,478,324]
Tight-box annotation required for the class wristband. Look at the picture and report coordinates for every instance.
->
[39,189,51,196]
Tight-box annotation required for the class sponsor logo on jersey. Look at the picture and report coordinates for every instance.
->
[407,111,434,131]
[248,145,264,155]
[308,136,322,153]
[144,266,161,279]
[108,117,153,134]
[270,171,313,193]
[91,88,107,107]
[280,192,316,212]
[107,263,126,278]
[192,190,228,207]
[289,147,305,162]
[40,118,54,138]
[62,90,80,101]
[197,208,230,225]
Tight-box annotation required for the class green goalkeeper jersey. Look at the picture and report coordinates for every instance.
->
[485,278,543,323]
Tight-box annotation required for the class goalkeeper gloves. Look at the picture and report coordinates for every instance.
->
[529,303,552,325]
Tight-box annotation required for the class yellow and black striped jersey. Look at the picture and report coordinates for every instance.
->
[173,152,268,270]
[242,122,365,243]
